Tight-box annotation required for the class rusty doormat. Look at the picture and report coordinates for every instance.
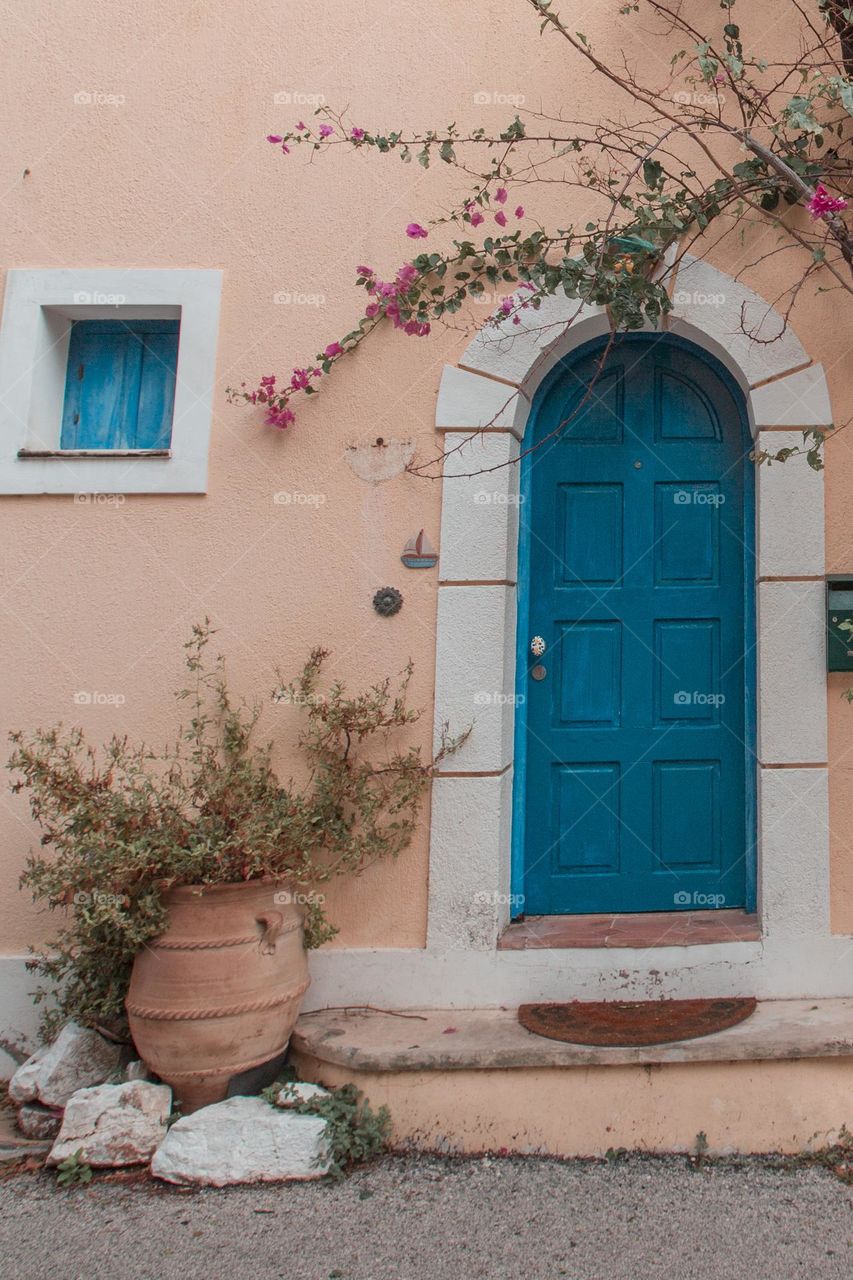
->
[518,997,757,1046]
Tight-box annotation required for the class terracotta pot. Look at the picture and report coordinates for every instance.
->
[126,880,309,1112]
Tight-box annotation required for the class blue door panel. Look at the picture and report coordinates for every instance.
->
[655,620,720,724]
[558,483,623,584]
[552,763,621,874]
[654,367,721,440]
[558,368,624,442]
[654,484,720,583]
[652,761,719,870]
[558,622,622,726]
[518,336,753,915]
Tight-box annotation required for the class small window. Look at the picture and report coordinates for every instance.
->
[60,319,180,450]
[0,267,221,493]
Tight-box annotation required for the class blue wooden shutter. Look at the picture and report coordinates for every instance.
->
[60,319,179,450]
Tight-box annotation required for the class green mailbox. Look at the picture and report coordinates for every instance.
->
[827,576,853,671]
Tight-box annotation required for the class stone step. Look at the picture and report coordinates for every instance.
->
[293,998,853,1070]
[290,1000,853,1157]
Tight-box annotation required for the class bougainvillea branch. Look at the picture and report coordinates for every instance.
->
[227,0,851,472]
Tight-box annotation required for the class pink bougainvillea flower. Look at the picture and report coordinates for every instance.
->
[494,187,508,204]
[296,121,307,131]
[807,183,849,220]
[365,302,380,317]
[281,144,290,154]
[406,222,429,238]
[520,281,536,291]
[514,205,525,219]
[290,367,312,391]
[324,342,343,358]
[470,210,485,227]
[395,263,419,288]
[266,135,283,144]
[351,126,365,141]
[356,265,374,277]
[266,407,295,429]
[494,210,507,227]
[318,123,334,138]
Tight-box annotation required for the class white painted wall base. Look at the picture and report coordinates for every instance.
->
[298,936,853,1010]
[0,956,46,1074]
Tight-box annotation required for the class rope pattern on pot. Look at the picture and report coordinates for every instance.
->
[126,981,310,1022]
[151,917,302,950]
[152,934,265,951]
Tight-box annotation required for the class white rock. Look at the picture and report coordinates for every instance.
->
[275,1081,330,1108]
[151,1095,330,1186]
[123,1059,152,1083]
[7,1043,49,1105]
[16,1103,63,1141]
[9,1023,123,1108]
[48,1081,172,1167]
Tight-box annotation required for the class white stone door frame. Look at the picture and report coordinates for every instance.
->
[424,253,834,992]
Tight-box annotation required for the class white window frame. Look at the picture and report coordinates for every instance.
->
[0,268,222,494]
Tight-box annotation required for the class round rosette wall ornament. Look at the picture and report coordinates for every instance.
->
[373,586,403,617]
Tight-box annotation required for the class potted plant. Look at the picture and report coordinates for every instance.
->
[10,623,463,1110]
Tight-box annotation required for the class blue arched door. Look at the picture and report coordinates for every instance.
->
[516,334,754,915]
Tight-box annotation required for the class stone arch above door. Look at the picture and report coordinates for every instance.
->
[428,253,831,956]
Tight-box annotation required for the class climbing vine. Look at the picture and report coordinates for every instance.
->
[228,0,851,474]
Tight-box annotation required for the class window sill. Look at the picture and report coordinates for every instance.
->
[498,909,761,950]
[17,448,172,460]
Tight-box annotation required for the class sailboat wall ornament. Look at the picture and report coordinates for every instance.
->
[401,529,438,569]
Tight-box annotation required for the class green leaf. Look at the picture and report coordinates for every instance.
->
[643,159,663,190]
[783,96,822,134]
[831,77,853,117]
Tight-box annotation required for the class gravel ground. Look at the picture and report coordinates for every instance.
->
[0,1154,851,1280]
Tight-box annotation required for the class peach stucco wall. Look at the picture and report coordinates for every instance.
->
[1,0,852,961]
[296,1055,853,1156]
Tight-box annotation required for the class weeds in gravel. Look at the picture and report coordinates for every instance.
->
[791,1126,853,1185]
[263,1081,390,1179]
[55,1150,93,1188]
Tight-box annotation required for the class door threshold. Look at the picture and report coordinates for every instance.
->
[498,909,760,950]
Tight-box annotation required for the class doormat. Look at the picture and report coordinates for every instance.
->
[518,997,757,1046]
